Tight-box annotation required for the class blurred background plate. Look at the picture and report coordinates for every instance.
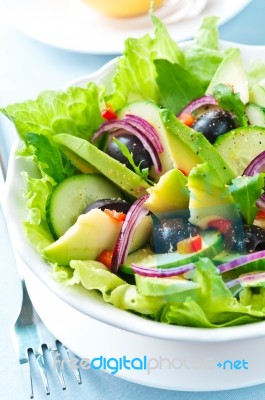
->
[0,0,251,54]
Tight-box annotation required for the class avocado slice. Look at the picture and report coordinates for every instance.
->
[60,146,97,173]
[43,209,123,266]
[43,209,152,266]
[160,109,235,184]
[53,133,150,198]
[129,216,152,253]
[121,230,224,274]
[188,162,238,229]
[206,48,249,104]
[144,169,189,214]
[135,274,198,296]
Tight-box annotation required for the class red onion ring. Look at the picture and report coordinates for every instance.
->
[92,115,163,173]
[177,95,217,118]
[111,195,150,274]
[218,249,265,274]
[227,271,265,289]
[131,263,195,278]
[243,150,265,210]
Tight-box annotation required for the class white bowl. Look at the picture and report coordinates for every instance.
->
[4,41,265,391]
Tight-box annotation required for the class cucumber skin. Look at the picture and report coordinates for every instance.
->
[47,174,122,238]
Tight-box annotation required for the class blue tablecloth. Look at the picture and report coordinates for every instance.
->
[1,1,265,398]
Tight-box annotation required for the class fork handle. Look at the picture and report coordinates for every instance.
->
[19,279,35,324]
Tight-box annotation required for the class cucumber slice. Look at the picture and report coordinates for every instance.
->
[121,230,223,274]
[48,174,122,238]
[245,103,265,127]
[214,126,265,176]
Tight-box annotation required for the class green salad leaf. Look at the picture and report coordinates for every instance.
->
[158,258,265,327]
[61,258,265,327]
[248,59,265,88]
[24,133,75,183]
[1,83,104,141]
[184,16,224,90]
[155,59,205,114]
[108,15,184,110]
[70,260,164,315]
[194,16,220,50]
[228,174,265,224]
[212,83,248,126]
[240,287,265,312]
[248,60,265,106]
[22,173,55,251]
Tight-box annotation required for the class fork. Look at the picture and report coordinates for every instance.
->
[0,148,82,398]
[11,277,82,398]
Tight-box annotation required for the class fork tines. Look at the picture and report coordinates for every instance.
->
[20,341,82,398]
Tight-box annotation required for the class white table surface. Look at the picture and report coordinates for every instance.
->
[2,1,265,399]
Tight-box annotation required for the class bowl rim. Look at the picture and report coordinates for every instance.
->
[4,40,265,344]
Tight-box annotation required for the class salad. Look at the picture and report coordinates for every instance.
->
[3,16,265,328]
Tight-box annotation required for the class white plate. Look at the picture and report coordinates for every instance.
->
[0,0,251,54]
[3,40,265,391]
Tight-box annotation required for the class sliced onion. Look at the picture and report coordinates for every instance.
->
[111,195,149,274]
[124,115,164,152]
[243,151,265,176]
[131,263,195,278]
[243,150,265,210]
[177,95,217,118]
[92,116,163,173]
[227,271,265,289]
[218,250,265,274]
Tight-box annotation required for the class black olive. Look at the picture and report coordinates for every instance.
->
[150,217,198,254]
[192,109,237,144]
[105,134,153,171]
[83,199,131,214]
[229,224,265,253]
[242,224,265,253]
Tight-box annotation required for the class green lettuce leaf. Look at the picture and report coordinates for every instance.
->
[108,15,184,110]
[61,258,265,327]
[158,258,265,327]
[155,59,205,114]
[248,60,265,88]
[22,172,55,250]
[248,60,265,106]
[184,17,224,90]
[2,84,105,251]
[52,264,79,286]
[24,133,75,183]
[194,16,220,50]
[240,287,265,312]
[70,260,164,315]
[1,83,104,141]
[228,174,265,224]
